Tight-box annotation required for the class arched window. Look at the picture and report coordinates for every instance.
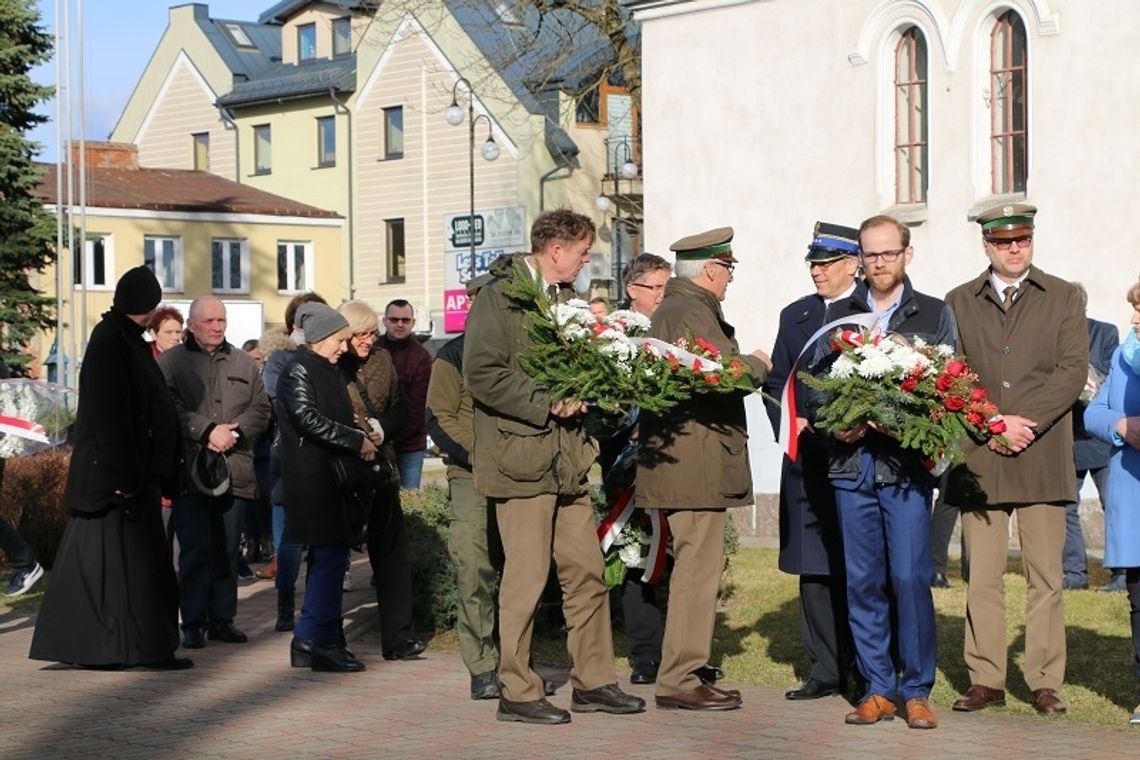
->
[990,10,1028,193]
[894,26,928,204]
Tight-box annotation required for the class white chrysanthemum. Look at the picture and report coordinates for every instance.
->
[829,354,857,379]
[553,302,592,327]
[935,343,954,358]
[566,298,589,309]
[855,349,895,378]
[608,309,651,333]
[619,542,645,569]
[559,323,589,341]
[912,336,928,349]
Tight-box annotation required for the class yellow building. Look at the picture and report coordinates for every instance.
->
[34,142,342,381]
[109,1,642,344]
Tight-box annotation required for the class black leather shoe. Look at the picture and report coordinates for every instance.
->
[571,683,646,714]
[785,678,840,700]
[290,638,313,668]
[310,643,365,673]
[181,627,205,650]
[142,657,194,671]
[471,671,501,700]
[207,624,248,644]
[630,661,659,685]
[497,697,571,724]
[383,639,426,660]
[693,664,724,684]
[931,573,952,588]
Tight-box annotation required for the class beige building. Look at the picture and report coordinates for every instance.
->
[632,0,1138,500]
[34,142,342,380]
[111,1,642,341]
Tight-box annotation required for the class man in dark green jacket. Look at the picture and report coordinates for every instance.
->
[463,209,644,724]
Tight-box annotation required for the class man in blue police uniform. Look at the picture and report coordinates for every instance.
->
[764,222,859,701]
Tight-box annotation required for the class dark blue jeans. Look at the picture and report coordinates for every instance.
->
[271,503,303,591]
[172,493,245,629]
[1063,467,1109,583]
[295,546,349,646]
[0,515,36,571]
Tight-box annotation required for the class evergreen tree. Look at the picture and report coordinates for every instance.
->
[0,0,55,375]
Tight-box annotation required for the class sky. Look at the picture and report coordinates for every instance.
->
[28,0,263,161]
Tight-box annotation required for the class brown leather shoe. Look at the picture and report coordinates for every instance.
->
[904,698,938,729]
[1032,688,1067,715]
[952,684,1006,712]
[254,556,277,580]
[845,694,896,725]
[655,684,742,711]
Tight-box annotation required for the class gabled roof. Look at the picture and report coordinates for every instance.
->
[258,1,375,26]
[196,15,282,80]
[217,55,356,107]
[34,164,341,219]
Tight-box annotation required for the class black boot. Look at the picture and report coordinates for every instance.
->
[276,589,295,632]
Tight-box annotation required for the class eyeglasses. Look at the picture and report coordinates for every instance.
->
[710,260,735,275]
[629,282,665,291]
[984,234,1033,251]
[353,330,377,340]
[860,248,906,263]
[385,317,414,324]
[807,258,849,270]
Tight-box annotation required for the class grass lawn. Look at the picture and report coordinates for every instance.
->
[507,547,1138,727]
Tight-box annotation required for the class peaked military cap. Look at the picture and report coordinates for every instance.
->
[977,202,1037,239]
[806,221,860,262]
[670,226,736,262]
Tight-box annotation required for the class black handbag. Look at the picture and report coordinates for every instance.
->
[331,455,390,544]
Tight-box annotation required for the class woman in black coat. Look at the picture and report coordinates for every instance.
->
[276,303,377,672]
[30,266,187,670]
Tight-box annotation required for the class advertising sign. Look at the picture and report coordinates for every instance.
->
[443,206,526,332]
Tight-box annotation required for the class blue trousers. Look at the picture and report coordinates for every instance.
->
[271,503,303,591]
[395,450,425,490]
[295,545,349,646]
[834,454,936,701]
[172,493,245,629]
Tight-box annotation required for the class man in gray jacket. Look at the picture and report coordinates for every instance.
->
[159,295,270,649]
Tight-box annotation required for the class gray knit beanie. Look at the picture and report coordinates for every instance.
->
[295,302,349,343]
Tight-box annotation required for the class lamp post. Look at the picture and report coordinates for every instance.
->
[446,77,500,283]
[595,136,639,298]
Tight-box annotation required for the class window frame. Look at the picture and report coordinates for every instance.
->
[276,240,314,294]
[382,105,404,160]
[144,235,184,293]
[192,131,210,171]
[297,22,317,62]
[211,238,251,294]
[253,124,271,175]
[385,218,406,284]
[73,233,114,290]
[332,17,352,57]
[893,26,929,205]
[316,115,336,168]
[222,22,255,49]
[990,10,1029,195]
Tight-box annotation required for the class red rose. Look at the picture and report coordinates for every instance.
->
[944,396,966,411]
[691,358,703,372]
[901,377,918,393]
[970,387,988,401]
[706,374,721,385]
[966,411,984,427]
[988,418,1007,435]
[946,360,967,377]
[831,341,842,352]
[935,374,953,391]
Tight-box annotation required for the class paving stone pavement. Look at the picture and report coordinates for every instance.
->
[2,557,1136,759]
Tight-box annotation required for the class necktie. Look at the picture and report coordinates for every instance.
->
[1002,283,1019,310]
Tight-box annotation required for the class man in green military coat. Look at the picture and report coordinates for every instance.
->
[637,226,771,710]
[945,204,1087,716]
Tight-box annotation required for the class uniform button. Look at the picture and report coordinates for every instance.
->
[1003,346,1011,354]
[1002,381,1011,388]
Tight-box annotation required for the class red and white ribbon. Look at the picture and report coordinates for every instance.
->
[641,508,670,584]
[597,486,636,552]
[778,312,879,461]
[0,414,49,444]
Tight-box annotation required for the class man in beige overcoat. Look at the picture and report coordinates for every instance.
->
[944,204,1087,715]
[637,227,771,710]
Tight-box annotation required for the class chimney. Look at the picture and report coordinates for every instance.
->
[68,141,139,170]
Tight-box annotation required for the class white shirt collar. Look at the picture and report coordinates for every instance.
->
[824,281,857,307]
[990,270,1028,297]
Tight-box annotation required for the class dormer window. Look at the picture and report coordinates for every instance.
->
[222,22,255,49]
[298,23,317,62]
[333,17,352,57]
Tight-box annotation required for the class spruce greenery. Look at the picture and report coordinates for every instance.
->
[0,0,56,375]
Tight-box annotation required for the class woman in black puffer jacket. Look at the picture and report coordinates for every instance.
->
[275,303,377,672]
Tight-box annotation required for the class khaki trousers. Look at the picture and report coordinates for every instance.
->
[657,509,726,696]
[495,493,616,701]
[962,503,1066,691]
[446,473,500,677]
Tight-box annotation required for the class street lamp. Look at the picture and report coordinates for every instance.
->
[446,77,500,282]
[598,136,639,297]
